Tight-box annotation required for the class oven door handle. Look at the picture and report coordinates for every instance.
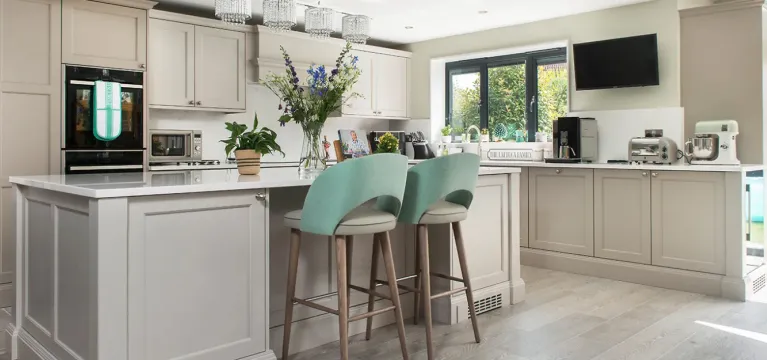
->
[69,165,144,171]
[70,80,143,89]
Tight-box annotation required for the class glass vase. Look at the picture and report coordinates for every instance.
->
[299,121,328,174]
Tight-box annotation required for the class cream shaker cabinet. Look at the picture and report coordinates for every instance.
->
[528,168,594,256]
[62,0,148,70]
[651,171,726,274]
[0,0,62,308]
[594,170,652,264]
[148,18,246,112]
[342,51,409,119]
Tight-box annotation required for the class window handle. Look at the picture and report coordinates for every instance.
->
[529,95,536,113]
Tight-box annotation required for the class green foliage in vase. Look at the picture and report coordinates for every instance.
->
[440,125,452,136]
[375,132,400,154]
[221,112,285,157]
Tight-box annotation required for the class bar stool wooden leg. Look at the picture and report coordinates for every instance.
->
[413,230,421,325]
[346,235,354,300]
[282,229,302,360]
[452,222,481,343]
[335,235,350,360]
[380,231,410,360]
[364,235,380,340]
[417,224,434,360]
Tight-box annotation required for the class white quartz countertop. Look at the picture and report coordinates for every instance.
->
[9,166,520,199]
[411,160,763,173]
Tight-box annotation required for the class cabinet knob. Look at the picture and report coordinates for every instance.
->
[652,172,658,177]
[555,169,561,174]
[255,193,266,201]
[188,100,194,105]
[196,101,202,106]
[642,172,648,177]
[139,63,146,69]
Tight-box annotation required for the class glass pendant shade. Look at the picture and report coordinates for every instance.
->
[342,14,370,44]
[263,0,296,31]
[215,0,253,25]
[305,7,334,39]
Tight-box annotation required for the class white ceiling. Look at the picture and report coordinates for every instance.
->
[156,0,654,44]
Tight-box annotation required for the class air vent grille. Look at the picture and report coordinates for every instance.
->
[471,293,502,316]
[754,274,766,294]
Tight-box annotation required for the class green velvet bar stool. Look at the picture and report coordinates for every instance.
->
[364,153,482,360]
[281,154,410,360]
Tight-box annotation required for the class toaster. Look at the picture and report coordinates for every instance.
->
[628,137,678,164]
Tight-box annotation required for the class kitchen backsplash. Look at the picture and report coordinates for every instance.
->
[149,84,391,163]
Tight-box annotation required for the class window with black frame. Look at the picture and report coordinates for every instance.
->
[446,48,568,142]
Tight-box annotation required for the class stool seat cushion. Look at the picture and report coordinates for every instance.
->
[285,207,397,235]
[418,200,468,224]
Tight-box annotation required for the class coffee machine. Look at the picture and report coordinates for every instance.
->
[685,120,739,165]
[549,117,598,163]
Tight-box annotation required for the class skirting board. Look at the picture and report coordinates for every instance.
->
[521,248,746,300]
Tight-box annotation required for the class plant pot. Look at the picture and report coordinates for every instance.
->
[481,134,490,142]
[235,150,261,175]
[441,136,452,144]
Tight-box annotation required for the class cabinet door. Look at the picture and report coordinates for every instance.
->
[452,174,509,290]
[0,0,62,307]
[148,19,194,107]
[128,191,268,359]
[344,50,376,117]
[62,0,147,70]
[651,171,726,274]
[374,54,409,118]
[194,26,246,110]
[520,168,529,248]
[594,170,651,264]
[529,168,594,256]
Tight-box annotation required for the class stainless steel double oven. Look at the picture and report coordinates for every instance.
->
[63,66,145,174]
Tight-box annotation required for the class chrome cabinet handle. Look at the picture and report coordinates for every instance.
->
[642,172,648,177]
[652,172,658,177]
[255,193,266,201]
[188,100,194,105]
[555,169,561,174]
[139,63,146,69]
[196,101,202,106]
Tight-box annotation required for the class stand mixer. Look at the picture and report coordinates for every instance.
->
[684,120,740,165]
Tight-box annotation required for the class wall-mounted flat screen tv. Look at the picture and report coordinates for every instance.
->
[573,34,659,90]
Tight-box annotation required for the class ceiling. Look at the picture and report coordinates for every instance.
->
[156,0,654,44]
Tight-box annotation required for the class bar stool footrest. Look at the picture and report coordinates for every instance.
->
[431,287,468,300]
[431,272,466,283]
[375,279,419,293]
[349,284,391,300]
[293,297,339,315]
[348,305,397,322]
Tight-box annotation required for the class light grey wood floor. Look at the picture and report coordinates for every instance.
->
[288,266,767,360]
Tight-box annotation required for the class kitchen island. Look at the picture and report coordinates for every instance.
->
[4,166,522,360]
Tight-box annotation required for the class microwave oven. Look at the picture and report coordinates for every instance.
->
[149,129,203,163]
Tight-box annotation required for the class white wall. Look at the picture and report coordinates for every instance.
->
[403,0,680,119]
[149,84,390,163]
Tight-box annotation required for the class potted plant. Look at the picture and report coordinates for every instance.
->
[440,125,452,143]
[375,132,400,154]
[481,128,490,142]
[221,113,285,175]
[263,42,361,174]
[453,126,465,143]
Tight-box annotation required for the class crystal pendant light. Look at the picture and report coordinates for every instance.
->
[342,14,370,44]
[215,0,253,25]
[305,6,334,39]
[263,0,296,31]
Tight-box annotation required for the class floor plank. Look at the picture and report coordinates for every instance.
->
[287,266,767,360]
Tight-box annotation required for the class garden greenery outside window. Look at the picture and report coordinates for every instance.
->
[446,48,568,142]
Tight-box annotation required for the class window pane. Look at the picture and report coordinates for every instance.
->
[449,70,480,135]
[488,63,526,142]
[537,62,568,135]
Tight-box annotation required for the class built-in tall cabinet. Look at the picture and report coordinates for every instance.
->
[148,11,247,112]
[62,0,154,71]
[0,0,63,310]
